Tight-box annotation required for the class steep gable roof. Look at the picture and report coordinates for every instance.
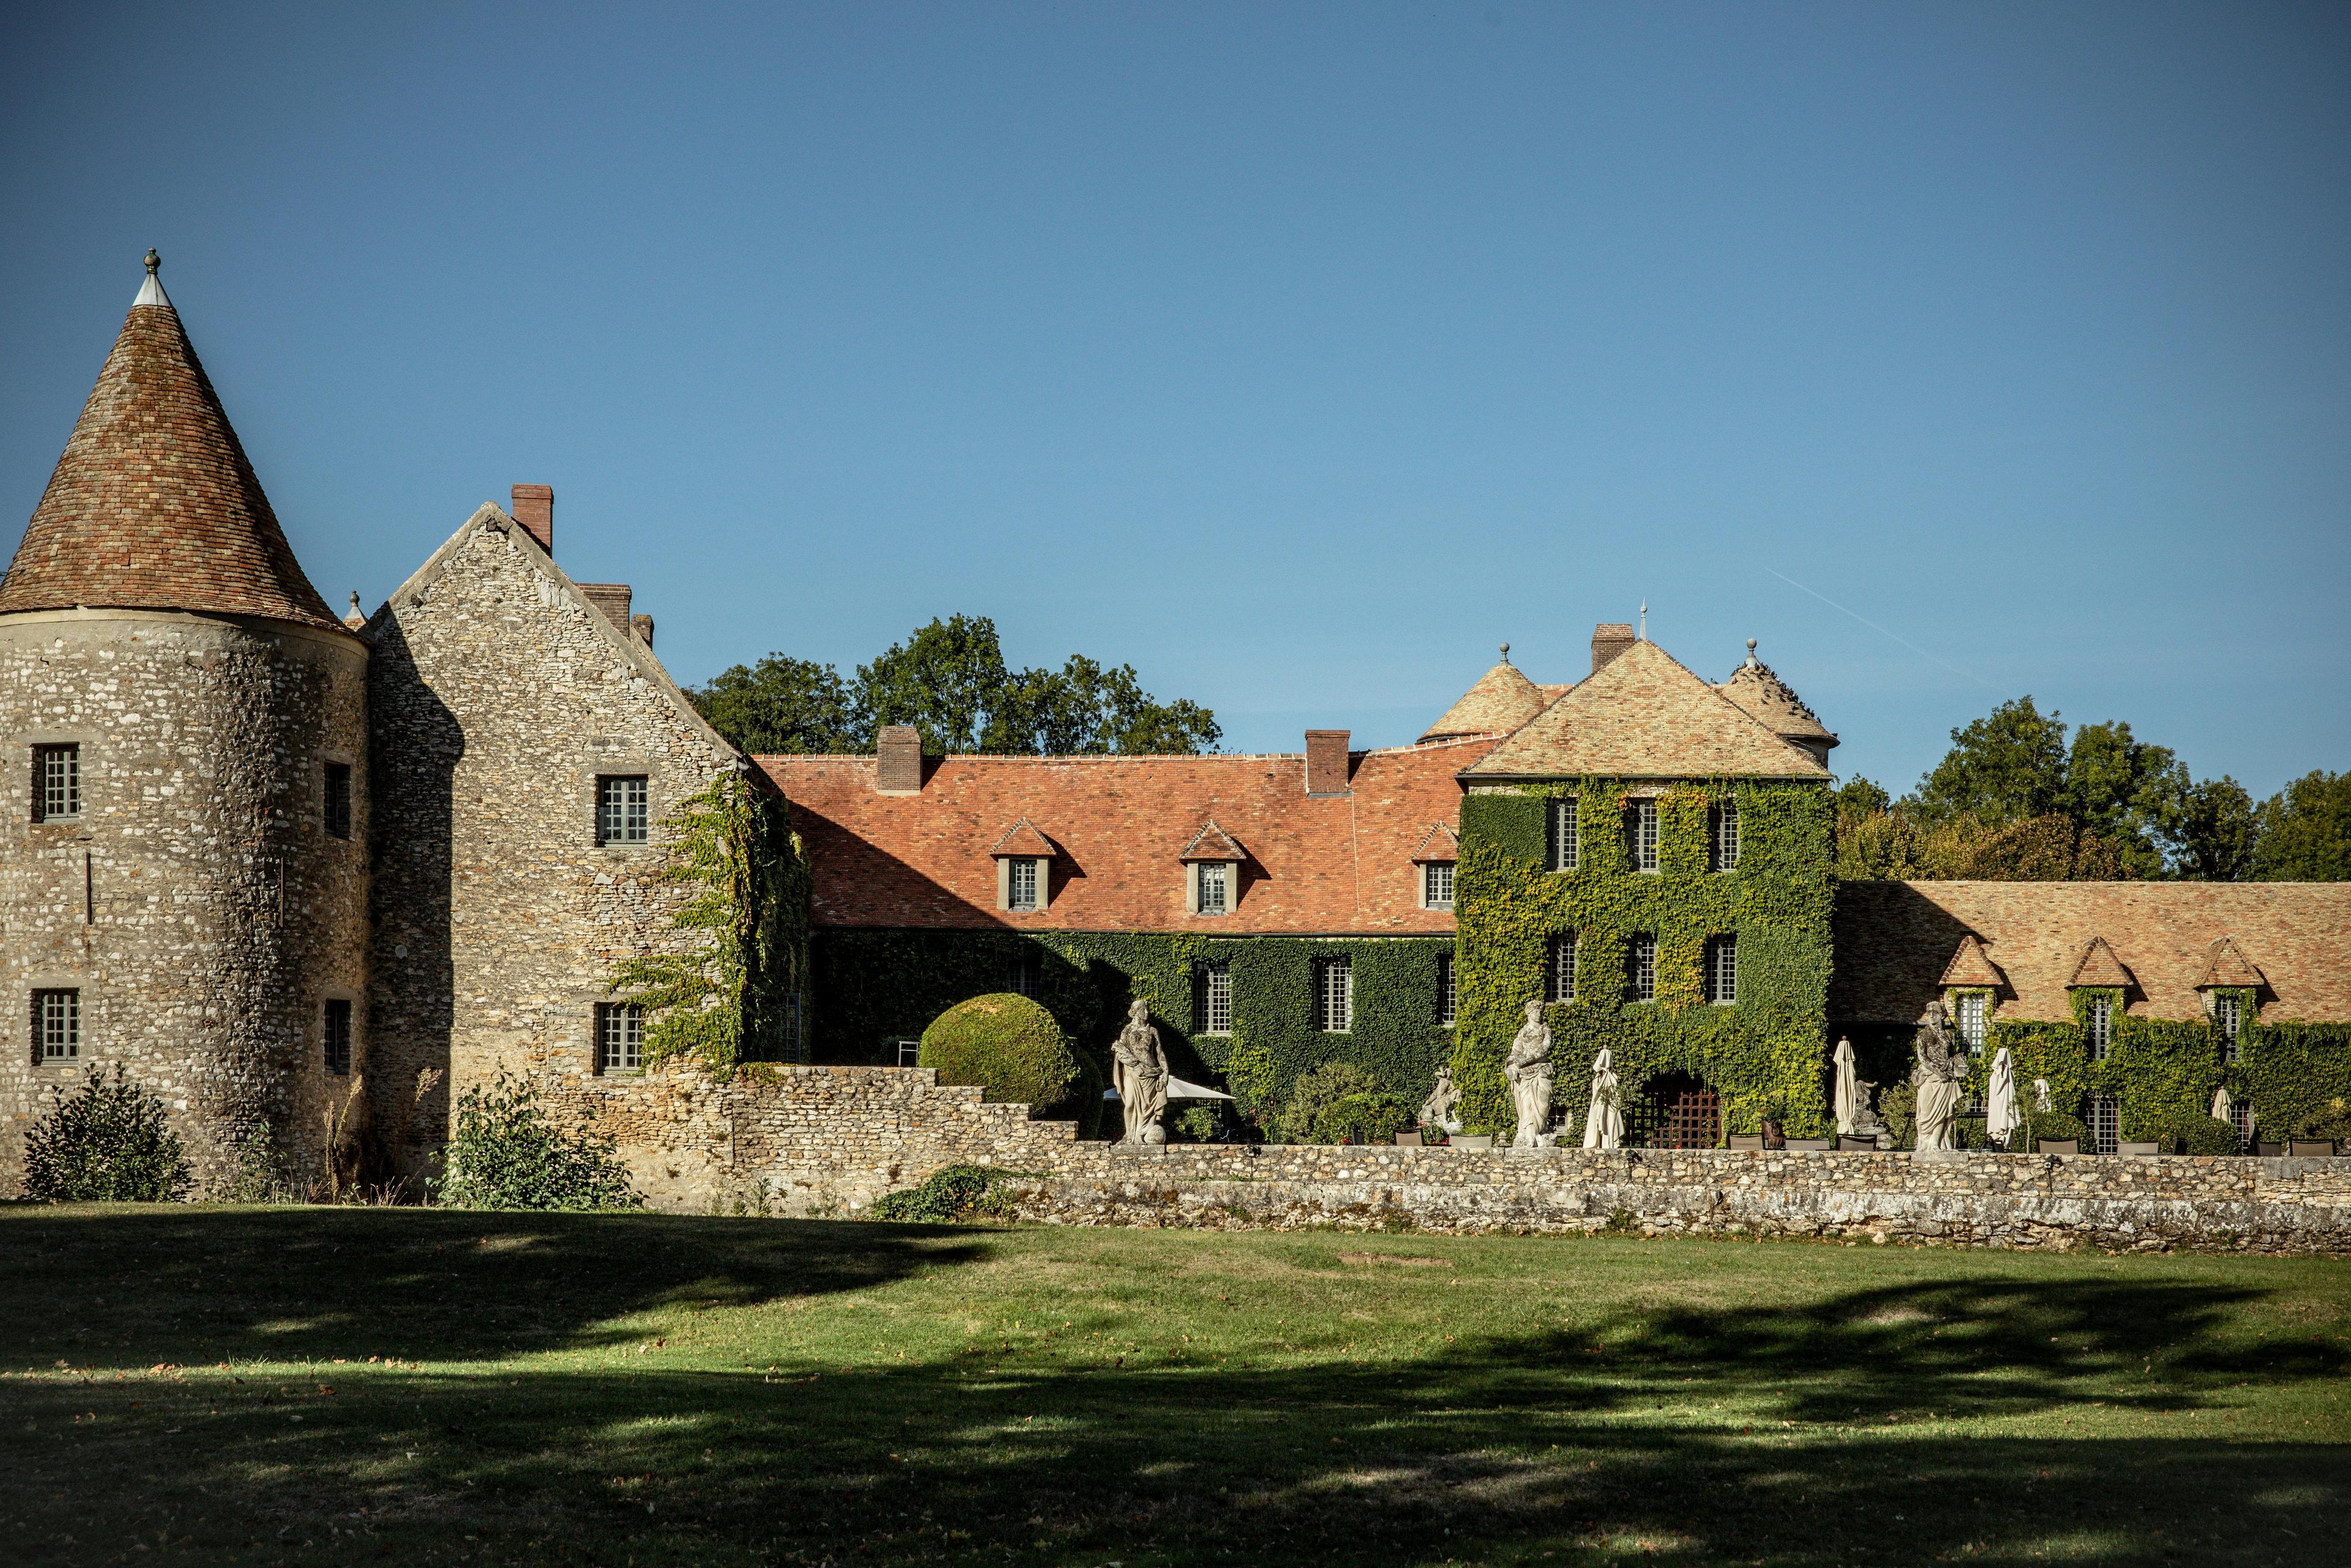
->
[1411,822,1460,863]
[1938,933,2006,989]
[2068,936,2134,991]
[1421,654,1546,741]
[0,258,342,632]
[1461,638,1829,779]
[991,819,1057,858]
[1177,819,1245,862]
[2196,936,2265,991]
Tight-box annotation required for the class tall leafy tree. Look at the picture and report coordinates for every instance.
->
[1911,697,2069,827]
[688,655,865,755]
[2062,720,2186,878]
[2251,770,2351,881]
[855,614,1016,754]
[2170,776,2259,881]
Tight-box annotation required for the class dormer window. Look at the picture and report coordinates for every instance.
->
[2213,992,2243,1063]
[1625,798,1659,872]
[2087,995,2113,1062]
[1195,860,1231,916]
[991,818,1057,913]
[1954,992,1988,1057]
[1422,861,1453,910]
[1007,858,1041,912]
[1180,819,1246,918]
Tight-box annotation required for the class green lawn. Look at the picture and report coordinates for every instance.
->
[2,1208,2345,1567]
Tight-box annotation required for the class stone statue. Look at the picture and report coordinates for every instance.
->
[2033,1077,2053,1112]
[1911,999,1971,1152]
[1505,999,1555,1149]
[1832,1035,1889,1142]
[1581,1047,1623,1150]
[1419,1064,1464,1135]
[1985,1045,2019,1149]
[1111,999,1169,1146]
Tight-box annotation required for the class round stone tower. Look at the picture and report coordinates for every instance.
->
[0,255,370,1196]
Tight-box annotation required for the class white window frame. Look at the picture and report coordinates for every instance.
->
[1196,960,1232,1036]
[598,1002,644,1075]
[1548,797,1579,871]
[1547,933,1577,1004]
[1437,951,1457,1027]
[1712,800,1740,872]
[1314,956,1353,1033]
[2086,994,2113,1062]
[1628,934,1657,1003]
[596,775,650,847]
[1955,992,1988,1057]
[1627,799,1659,873]
[32,743,81,823]
[1421,861,1453,910]
[2088,1096,2120,1155]
[34,988,80,1061]
[2211,991,2243,1062]
[1187,860,1235,917]
[1704,934,1738,1005]
[1007,857,1040,912]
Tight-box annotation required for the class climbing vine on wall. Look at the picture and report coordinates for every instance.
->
[610,767,811,1074]
[1451,778,1835,1139]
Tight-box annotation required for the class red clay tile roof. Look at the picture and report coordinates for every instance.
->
[0,268,340,631]
[762,736,1498,934]
[1830,881,2351,1026]
[1938,934,2007,989]
[1411,822,1459,863]
[2067,936,2135,991]
[989,819,1057,858]
[1176,819,1245,863]
[2196,936,2265,991]
[1463,638,1829,780]
[1420,657,1547,741]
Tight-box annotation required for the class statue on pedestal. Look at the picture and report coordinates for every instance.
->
[1581,1047,1623,1150]
[1111,999,1169,1146]
[1419,1064,1464,1135]
[1912,1000,1971,1152]
[1505,999,1555,1149]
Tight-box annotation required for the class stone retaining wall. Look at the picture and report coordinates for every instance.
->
[574,1064,2351,1255]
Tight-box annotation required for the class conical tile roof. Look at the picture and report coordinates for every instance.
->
[0,257,340,631]
[2067,936,2134,991]
[1421,653,1547,741]
[1938,934,2006,989]
[1715,641,1836,750]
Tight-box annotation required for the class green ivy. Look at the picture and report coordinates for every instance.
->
[1451,778,1835,1139]
[2241,1021,2351,1138]
[610,767,812,1074]
[809,928,1452,1117]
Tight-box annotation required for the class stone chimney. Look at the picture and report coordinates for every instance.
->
[511,484,554,555]
[579,583,632,635]
[1305,729,1351,797]
[1591,622,1635,675]
[631,613,654,650]
[876,725,923,794]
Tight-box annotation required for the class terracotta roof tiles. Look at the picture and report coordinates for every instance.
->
[1176,819,1245,863]
[2068,936,2134,991]
[1420,656,1547,741]
[2196,936,2265,991]
[989,818,1057,858]
[1938,933,2007,989]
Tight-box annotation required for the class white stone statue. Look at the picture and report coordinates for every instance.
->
[1912,1000,1971,1152]
[1505,999,1555,1149]
[1581,1047,1623,1150]
[1985,1045,2019,1149]
[2033,1077,2053,1112]
[1111,999,1169,1146]
[1419,1064,1464,1135]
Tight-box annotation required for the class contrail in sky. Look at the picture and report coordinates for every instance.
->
[1763,568,1997,691]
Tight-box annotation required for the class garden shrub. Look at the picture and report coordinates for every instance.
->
[23,1066,192,1202]
[868,1164,1012,1223]
[1277,1060,1379,1144]
[919,993,1094,1127]
[2166,1116,2240,1155]
[440,1071,642,1212]
[2022,1111,2087,1151]
[1877,1081,1917,1149]
[1308,1089,1412,1145]
[2289,1098,2351,1142]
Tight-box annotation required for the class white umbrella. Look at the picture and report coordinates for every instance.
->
[2211,1085,2232,1123]
[1582,1048,1623,1150]
[1832,1037,1862,1136]
[1986,1046,2019,1147]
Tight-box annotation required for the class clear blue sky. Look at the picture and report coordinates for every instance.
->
[4,3,2345,793]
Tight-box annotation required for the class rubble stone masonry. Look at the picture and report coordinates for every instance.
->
[564,1061,2351,1255]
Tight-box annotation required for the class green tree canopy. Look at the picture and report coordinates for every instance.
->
[691,614,1220,759]
[2251,770,2351,881]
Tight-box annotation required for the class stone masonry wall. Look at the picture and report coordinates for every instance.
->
[0,608,370,1196]
[366,507,737,1180]
[572,1062,2351,1254]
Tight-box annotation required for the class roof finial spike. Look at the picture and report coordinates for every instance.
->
[132,249,171,309]
[1499,641,1511,664]
[144,249,160,276]
[1638,602,1648,642]
[1745,637,1758,669]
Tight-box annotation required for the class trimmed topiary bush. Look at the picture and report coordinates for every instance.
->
[440,1071,642,1211]
[2023,1111,2088,1152]
[1309,1089,1412,1146]
[23,1066,192,1202]
[2167,1116,2240,1155]
[919,993,1093,1127]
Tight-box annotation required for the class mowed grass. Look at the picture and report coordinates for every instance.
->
[1,1208,2345,1567]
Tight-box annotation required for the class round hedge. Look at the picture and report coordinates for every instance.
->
[919,993,1093,1129]
[2025,1111,2088,1150]
[2169,1115,2239,1156]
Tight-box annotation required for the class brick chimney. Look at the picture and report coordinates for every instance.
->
[1305,729,1351,797]
[511,484,554,555]
[1591,622,1635,675]
[579,583,632,635]
[876,725,923,793]
[631,613,654,650]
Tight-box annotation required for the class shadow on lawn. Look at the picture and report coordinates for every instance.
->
[0,1205,980,1365]
[3,1212,2344,1567]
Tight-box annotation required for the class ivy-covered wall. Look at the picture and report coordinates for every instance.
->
[1451,778,1836,1139]
[809,928,1453,1123]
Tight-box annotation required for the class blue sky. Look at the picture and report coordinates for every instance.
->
[4,3,2345,794]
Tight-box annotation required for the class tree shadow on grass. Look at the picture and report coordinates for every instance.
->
[2,1216,2344,1567]
[0,1206,982,1366]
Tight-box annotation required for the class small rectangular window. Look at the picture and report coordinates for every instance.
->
[2214,993,2243,1062]
[2088,1096,2119,1155]
[1956,992,1987,1057]
[1195,961,1232,1036]
[1197,861,1229,916]
[1711,800,1740,872]
[2228,1100,2255,1149]
[323,763,352,840]
[1437,952,1457,1027]
[1628,934,1657,1003]
[1547,934,1577,1004]
[1422,861,1453,910]
[1007,948,1041,999]
[1704,934,1738,1005]
[34,989,80,1061]
[322,999,353,1076]
[1008,857,1040,912]
[782,992,806,1061]
[32,744,80,822]
[596,776,650,847]
[1626,799,1659,872]
[598,1003,643,1073]
[1547,798,1579,871]
[2087,996,2113,1062]
[1314,956,1353,1033]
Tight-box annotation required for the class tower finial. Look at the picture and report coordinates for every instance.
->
[1638,601,1648,641]
[1499,641,1510,664]
[144,249,160,276]
[1745,637,1758,668]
